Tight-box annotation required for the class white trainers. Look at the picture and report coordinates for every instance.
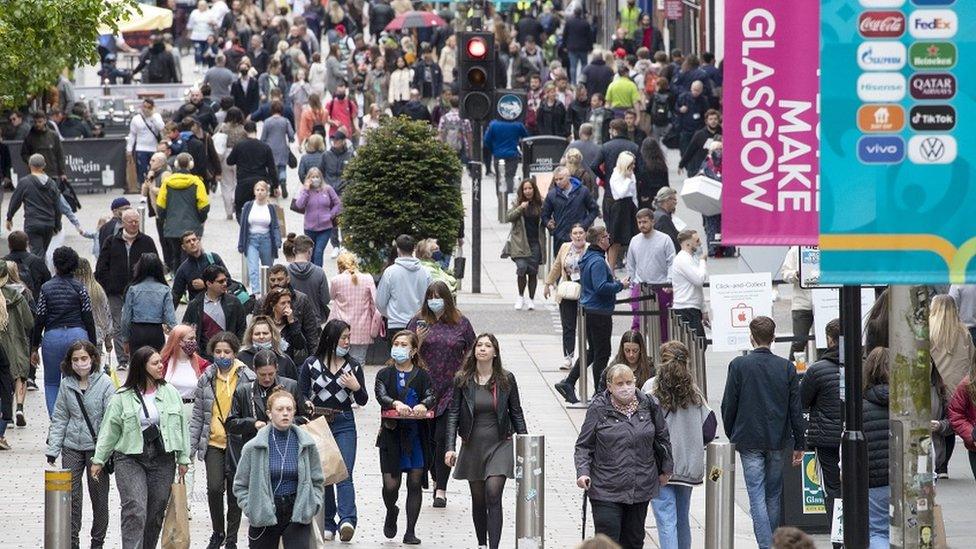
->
[339,522,355,541]
[331,247,340,259]
[525,297,535,310]
[322,530,335,541]
[514,296,524,310]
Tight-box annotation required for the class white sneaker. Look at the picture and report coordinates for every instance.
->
[560,355,572,371]
[322,530,335,541]
[330,247,340,259]
[525,297,535,310]
[514,296,524,310]
[339,522,355,541]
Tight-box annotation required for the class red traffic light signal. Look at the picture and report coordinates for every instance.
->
[466,37,488,59]
[458,31,495,121]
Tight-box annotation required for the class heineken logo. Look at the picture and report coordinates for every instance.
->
[909,42,957,69]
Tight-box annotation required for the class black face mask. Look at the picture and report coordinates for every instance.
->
[334,93,346,100]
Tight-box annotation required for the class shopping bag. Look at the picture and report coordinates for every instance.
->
[161,481,191,549]
[301,416,348,486]
[274,204,288,236]
[308,508,327,548]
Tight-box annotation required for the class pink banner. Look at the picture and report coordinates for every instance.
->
[721,2,820,245]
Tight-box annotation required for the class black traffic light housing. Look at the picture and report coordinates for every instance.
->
[458,31,495,121]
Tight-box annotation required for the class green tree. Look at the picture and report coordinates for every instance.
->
[0,0,137,108]
[341,117,463,272]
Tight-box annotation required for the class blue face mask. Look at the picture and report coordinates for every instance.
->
[253,341,273,351]
[336,346,349,357]
[214,357,233,370]
[391,347,411,364]
[432,250,444,262]
[427,298,445,314]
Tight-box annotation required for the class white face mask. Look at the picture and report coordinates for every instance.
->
[72,361,93,377]
[611,385,636,402]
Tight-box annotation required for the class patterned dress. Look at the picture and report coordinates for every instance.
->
[406,316,476,417]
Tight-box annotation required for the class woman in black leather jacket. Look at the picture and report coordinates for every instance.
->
[445,333,527,549]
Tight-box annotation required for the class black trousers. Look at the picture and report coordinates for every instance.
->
[590,499,649,549]
[566,312,613,392]
[672,307,706,344]
[129,323,165,353]
[815,446,842,549]
[791,309,815,358]
[558,298,579,358]
[431,413,452,492]
[27,226,56,258]
[247,495,310,549]
[205,446,241,541]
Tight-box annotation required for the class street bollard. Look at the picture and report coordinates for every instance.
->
[240,254,248,291]
[570,304,589,408]
[648,289,663,363]
[543,232,553,277]
[515,434,545,548]
[260,265,269,296]
[45,469,71,549]
[137,203,146,230]
[497,160,507,223]
[695,336,708,398]
[705,441,736,549]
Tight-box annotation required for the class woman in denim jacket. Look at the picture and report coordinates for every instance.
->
[121,253,176,354]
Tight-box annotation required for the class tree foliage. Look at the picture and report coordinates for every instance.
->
[342,116,463,272]
[0,0,137,109]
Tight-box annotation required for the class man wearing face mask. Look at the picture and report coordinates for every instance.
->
[230,58,260,115]
[325,82,359,142]
[320,131,353,258]
[670,229,708,343]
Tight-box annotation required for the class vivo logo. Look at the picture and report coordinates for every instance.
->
[857,73,907,102]
[858,136,905,164]
[857,42,907,70]
[910,10,957,38]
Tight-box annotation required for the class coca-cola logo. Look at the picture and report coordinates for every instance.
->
[859,11,906,37]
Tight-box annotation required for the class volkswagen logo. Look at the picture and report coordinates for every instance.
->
[919,137,945,161]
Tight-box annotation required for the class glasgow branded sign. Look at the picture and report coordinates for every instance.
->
[909,42,957,69]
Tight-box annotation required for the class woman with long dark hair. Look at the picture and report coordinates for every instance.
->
[406,281,476,507]
[862,347,890,549]
[505,178,545,310]
[121,253,176,354]
[261,287,309,364]
[91,346,189,549]
[298,319,368,541]
[375,330,436,545]
[445,334,527,549]
[645,341,716,549]
[609,330,655,389]
[638,137,670,211]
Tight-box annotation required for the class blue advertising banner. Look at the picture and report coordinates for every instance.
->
[820,1,974,284]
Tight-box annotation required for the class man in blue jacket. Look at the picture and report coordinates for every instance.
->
[555,226,630,403]
[540,167,600,257]
[483,118,529,195]
[721,316,805,549]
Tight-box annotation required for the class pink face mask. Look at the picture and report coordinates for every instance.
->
[611,385,636,402]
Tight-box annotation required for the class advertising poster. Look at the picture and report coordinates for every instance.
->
[811,288,878,348]
[709,272,773,351]
[802,452,826,515]
[8,139,127,191]
[820,2,976,284]
[722,2,821,245]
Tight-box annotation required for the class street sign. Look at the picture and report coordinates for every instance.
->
[665,0,683,20]
[708,272,773,352]
[820,1,974,284]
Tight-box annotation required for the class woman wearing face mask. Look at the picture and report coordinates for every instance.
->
[237,180,282,296]
[261,287,309,365]
[46,341,115,549]
[375,331,436,545]
[609,330,655,389]
[294,166,342,267]
[91,346,190,549]
[545,223,587,375]
[328,251,381,366]
[575,364,673,549]
[239,316,299,380]
[189,332,256,549]
[298,319,368,541]
[444,334,527,549]
[415,238,459,296]
[406,281,475,508]
[233,389,325,549]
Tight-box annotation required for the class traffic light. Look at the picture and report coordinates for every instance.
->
[458,31,495,121]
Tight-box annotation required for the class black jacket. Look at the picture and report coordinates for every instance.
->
[237,348,297,381]
[536,101,567,137]
[679,126,721,172]
[135,44,180,84]
[6,174,62,232]
[581,59,614,98]
[567,100,590,139]
[4,250,51,297]
[800,348,843,449]
[182,292,247,358]
[20,127,66,178]
[94,231,158,296]
[590,137,641,182]
[374,365,437,477]
[227,137,278,213]
[411,61,443,99]
[369,1,395,36]
[225,376,307,471]
[721,348,806,451]
[516,16,544,46]
[563,16,594,53]
[445,372,528,453]
[863,384,889,488]
[171,251,225,307]
[231,78,260,115]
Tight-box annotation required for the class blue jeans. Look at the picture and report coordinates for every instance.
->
[192,40,208,65]
[651,484,693,549]
[277,164,287,194]
[739,449,786,549]
[568,51,587,84]
[305,228,332,267]
[323,411,358,531]
[868,486,889,549]
[42,326,89,417]
[246,232,274,293]
[135,151,153,183]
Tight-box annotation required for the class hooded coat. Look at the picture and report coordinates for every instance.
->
[287,261,330,323]
[156,171,210,238]
[540,177,600,243]
[376,257,432,330]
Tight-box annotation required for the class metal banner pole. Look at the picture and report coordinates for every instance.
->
[649,288,662,364]
[570,304,589,408]
[45,469,71,549]
[704,442,735,549]
[240,254,248,291]
[260,265,269,296]
[514,434,546,548]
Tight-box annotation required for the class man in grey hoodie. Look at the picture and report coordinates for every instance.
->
[376,234,431,343]
[285,235,331,322]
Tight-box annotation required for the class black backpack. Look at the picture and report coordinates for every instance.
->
[12,257,36,296]
[651,92,671,127]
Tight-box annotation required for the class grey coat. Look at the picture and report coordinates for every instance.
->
[189,362,256,460]
[46,372,116,457]
[260,114,295,166]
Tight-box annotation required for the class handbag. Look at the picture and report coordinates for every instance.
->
[161,480,191,549]
[556,280,581,303]
[290,197,306,214]
[301,417,349,486]
[287,150,298,168]
[135,391,163,453]
[453,243,466,279]
[74,391,114,474]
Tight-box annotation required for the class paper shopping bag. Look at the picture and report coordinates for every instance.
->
[161,481,190,549]
[301,417,348,486]
[274,204,288,236]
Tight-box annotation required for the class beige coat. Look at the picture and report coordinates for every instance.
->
[545,241,588,286]
[933,333,975,392]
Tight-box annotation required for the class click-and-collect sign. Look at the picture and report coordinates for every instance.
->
[820,1,975,284]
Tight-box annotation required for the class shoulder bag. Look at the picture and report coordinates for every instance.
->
[556,280,581,303]
[74,391,114,474]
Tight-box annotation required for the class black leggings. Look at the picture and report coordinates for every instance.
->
[383,469,424,536]
[469,476,506,549]
[432,414,452,492]
[516,273,538,299]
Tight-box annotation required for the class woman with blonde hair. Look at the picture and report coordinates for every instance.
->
[328,252,381,366]
[930,294,974,392]
[298,133,327,184]
[238,315,298,379]
[416,239,458,296]
[605,151,638,270]
[644,340,716,549]
[75,258,113,360]
[564,147,598,197]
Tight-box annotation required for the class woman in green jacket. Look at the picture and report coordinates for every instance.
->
[233,389,324,549]
[91,346,190,549]
[503,178,545,311]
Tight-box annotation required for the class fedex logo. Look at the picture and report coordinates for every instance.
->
[910,10,958,38]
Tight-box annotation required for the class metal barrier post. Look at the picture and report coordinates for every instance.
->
[648,289,663,363]
[695,336,708,399]
[544,232,553,276]
[639,283,649,352]
[497,159,507,223]
[705,441,736,549]
[515,434,546,548]
[259,265,269,296]
[570,304,589,408]
[45,469,71,549]
[240,254,249,291]
[136,203,146,230]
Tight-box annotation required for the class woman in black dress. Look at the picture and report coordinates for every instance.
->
[445,333,528,549]
[605,151,639,270]
[375,330,436,545]
[638,137,670,212]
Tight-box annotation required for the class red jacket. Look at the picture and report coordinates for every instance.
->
[948,376,976,451]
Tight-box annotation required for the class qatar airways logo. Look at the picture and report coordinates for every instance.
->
[857,41,906,70]
[859,11,906,37]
